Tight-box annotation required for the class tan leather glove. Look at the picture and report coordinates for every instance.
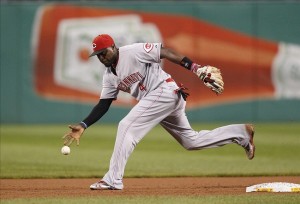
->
[193,64,224,94]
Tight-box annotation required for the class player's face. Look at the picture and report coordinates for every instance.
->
[97,46,117,67]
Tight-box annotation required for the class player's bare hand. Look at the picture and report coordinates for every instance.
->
[63,124,85,146]
[194,65,224,95]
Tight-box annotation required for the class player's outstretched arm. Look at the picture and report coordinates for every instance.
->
[62,98,114,146]
[160,47,224,94]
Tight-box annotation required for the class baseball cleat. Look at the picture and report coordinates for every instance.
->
[244,124,255,160]
[90,180,118,190]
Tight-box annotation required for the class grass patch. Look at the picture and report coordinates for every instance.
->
[1,123,300,178]
[1,194,300,204]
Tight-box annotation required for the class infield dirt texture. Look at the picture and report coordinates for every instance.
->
[1,177,299,199]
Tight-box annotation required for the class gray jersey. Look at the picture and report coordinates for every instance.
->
[100,43,173,100]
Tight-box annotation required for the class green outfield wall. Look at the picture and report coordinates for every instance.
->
[1,1,300,123]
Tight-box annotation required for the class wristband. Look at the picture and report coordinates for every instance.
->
[180,57,193,70]
[79,121,88,129]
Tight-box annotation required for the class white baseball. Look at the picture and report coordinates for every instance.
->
[61,146,71,155]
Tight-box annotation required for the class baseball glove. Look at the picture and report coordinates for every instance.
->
[194,65,224,94]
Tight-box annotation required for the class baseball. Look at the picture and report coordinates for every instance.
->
[61,146,70,155]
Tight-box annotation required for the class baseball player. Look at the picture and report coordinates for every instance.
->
[63,34,255,190]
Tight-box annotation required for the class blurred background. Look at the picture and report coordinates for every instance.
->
[1,0,300,124]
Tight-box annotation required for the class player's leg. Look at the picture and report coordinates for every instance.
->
[160,98,252,152]
[100,87,179,189]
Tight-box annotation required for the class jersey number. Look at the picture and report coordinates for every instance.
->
[139,83,147,91]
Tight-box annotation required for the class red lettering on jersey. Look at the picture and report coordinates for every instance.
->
[139,83,147,91]
[143,43,153,53]
[117,72,145,92]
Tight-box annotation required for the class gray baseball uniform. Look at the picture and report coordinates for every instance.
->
[99,43,251,189]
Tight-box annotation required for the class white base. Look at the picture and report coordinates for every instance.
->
[246,182,300,192]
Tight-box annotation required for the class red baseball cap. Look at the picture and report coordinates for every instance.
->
[89,34,114,57]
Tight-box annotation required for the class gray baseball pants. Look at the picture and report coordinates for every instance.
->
[102,81,250,189]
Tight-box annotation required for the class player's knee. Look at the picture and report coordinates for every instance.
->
[184,146,195,151]
[118,119,130,130]
[180,143,194,150]
[117,119,134,140]
[181,140,199,150]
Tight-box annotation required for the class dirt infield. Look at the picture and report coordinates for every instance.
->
[1,177,299,199]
